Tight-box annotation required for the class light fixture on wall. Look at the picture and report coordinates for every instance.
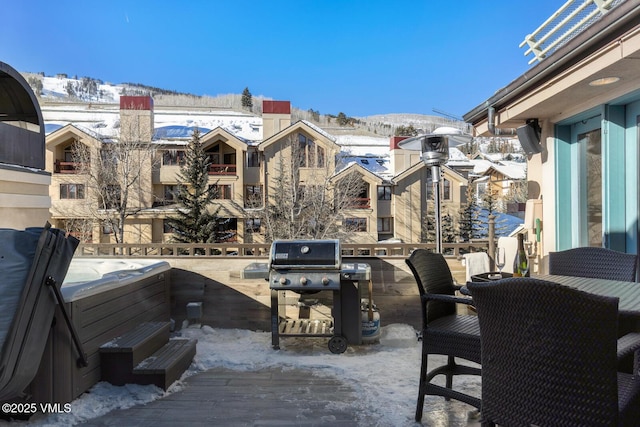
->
[588,76,620,87]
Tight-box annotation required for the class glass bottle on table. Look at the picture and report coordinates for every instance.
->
[512,234,529,277]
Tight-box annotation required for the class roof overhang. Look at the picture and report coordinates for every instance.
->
[463,1,640,135]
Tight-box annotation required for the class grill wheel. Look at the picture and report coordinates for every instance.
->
[328,335,348,354]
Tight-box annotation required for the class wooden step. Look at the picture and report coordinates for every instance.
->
[132,338,197,389]
[100,321,170,385]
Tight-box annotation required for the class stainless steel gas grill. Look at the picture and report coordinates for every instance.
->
[268,239,370,354]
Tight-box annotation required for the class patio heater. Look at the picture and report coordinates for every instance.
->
[398,127,472,253]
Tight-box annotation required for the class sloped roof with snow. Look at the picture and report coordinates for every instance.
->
[336,155,392,180]
[300,120,336,142]
[334,134,390,156]
[485,161,527,180]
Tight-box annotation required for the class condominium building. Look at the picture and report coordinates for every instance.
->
[44,96,516,244]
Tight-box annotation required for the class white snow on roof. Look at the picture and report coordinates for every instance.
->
[471,159,495,175]
[42,104,262,142]
[336,155,392,179]
[446,147,474,168]
[300,120,336,142]
[333,135,393,178]
[335,135,390,156]
[489,161,527,180]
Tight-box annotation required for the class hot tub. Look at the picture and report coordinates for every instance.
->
[62,258,172,302]
[30,258,173,405]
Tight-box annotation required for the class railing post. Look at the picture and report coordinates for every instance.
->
[488,214,496,271]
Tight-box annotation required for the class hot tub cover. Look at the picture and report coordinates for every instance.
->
[0,223,78,401]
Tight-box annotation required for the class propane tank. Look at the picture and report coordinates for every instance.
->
[361,298,381,343]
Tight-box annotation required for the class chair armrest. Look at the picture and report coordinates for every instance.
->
[617,332,640,358]
[422,293,475,306]
[618,332,640,375]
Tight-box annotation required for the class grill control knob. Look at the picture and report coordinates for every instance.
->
[300,276,308,285]
[322,276,330,286]
[279,277,287,285]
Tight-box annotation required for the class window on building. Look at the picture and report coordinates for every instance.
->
[223,152,236,165]
[163,219,176,234]
[246,218,261,233]
[581,128,602,247]
[247,149,260,167]
[60,183,85,199]
[162,150,185,165]
[100,185,121,209]
[377,217,393,233]
[205,145,220,165]
[217,218,237,242]
[317,145,325,167]
[297,185,307,201]
[298,133,325,168]
[244,185,262,206]
[211,184,232,199]
[377,185,392,200]
[298,134,309,167]
[164,185,179,202]
[344,217,367,232]
[443,178,451,200]
[353,186,370,208]
[63,145,75,162]
[61,183,82,199]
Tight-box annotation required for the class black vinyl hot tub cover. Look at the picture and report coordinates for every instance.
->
[0,223,78,401]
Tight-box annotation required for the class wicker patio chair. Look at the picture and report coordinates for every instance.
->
[548,246,638,282]
[405,250,481,421]
[468,278,640,427]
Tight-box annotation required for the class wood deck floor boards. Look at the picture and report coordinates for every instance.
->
[76,366,480,426]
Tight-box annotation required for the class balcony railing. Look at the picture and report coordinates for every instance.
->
[208,164,237,175]
[55,160,85,173]
[74,240,493,258]
[520,0,621,64]
[346,197,371,209]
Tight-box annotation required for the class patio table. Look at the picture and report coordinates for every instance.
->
[463,274,640,317]
[535,274,640,317]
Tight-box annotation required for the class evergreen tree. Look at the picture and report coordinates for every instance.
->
[167,129,224,243]
[395,124,419,136]
[458,183,480,242]
[441,212,457,244]
[422,199,436,244]
[459,139,478,155]
[481,185,509,237]
[336,112,349,126]
[308,108,320,122]
[241,87,253,110]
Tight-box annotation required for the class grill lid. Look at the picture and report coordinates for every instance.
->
[269,239,340,269]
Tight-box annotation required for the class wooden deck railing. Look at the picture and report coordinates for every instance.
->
[75,240,492,258]
[55,160,85,173]
[208,164,237,175]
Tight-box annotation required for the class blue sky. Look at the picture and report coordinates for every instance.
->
[2,0,562,118]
